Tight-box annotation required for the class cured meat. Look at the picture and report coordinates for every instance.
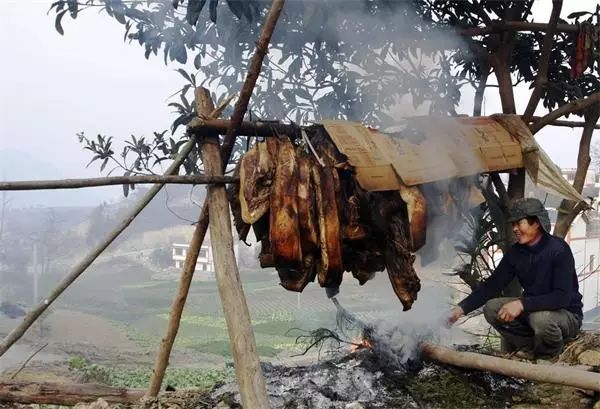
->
[227,164,251,243]
[269,139,303,268]
[398,185,427,251]
[239,139,277,224]
[277,253,316,292]
[312,164,343,288]
[296,153,319,252]
[385,214,421,311]
[228,124,429,310]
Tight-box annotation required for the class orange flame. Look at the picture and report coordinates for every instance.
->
[349,337,374,352]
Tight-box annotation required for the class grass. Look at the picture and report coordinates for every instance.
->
[68,356,234,389]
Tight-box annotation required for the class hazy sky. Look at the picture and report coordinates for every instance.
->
[0,1,598,207]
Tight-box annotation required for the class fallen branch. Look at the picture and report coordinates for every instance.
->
[530,92,600,134]
[0,380,146,405]
[421,342,600,391]
[0,175,237,191]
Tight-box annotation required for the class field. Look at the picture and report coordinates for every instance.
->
[0,255,458,388]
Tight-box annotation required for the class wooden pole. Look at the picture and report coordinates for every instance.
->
[421,342,600,391]
[196,87,270,408]
[188,117,300,138]
[0,138,198,357]
[0,381,146,405]
[0,175,236,191]
[146,102,229,397]
[146,0,284,397]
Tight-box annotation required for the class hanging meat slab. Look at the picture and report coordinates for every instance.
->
[312,164,343,288]
[239,138,277,224]
[269,138,303,269]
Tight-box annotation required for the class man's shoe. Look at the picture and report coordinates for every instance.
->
[535,355,558,365]
[513,349,535,360]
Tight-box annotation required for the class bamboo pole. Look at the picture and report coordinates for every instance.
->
[146,0,285,397]
[0,138,198,357]
[146,100,228,396]
[0,175,236,191]
[0,381,145,405]
[421,342,600,391]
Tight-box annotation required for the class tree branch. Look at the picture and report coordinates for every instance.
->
[0,175,237,191]
[522,1,563,123]
[530,92,600,134]
[527,116,600,129]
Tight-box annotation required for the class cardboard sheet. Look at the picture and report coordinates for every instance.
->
[319,116,584,205]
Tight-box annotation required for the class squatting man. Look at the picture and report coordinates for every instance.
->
[447,198,583,360]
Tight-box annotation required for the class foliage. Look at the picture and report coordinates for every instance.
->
[451,204,503,291]
[48,1,600,184]
[68,356,234,388]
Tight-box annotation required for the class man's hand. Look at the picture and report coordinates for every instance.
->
[446,306,465,327]
[497,300,524,322]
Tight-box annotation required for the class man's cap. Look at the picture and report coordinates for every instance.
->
[507,198,551,231]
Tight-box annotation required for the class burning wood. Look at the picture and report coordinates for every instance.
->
[229,126,426,309]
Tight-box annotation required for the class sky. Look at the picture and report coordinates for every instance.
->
[0,0,599,207]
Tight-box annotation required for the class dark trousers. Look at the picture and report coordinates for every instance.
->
[483,297,581,358]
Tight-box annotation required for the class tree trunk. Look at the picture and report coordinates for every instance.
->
[553,108,600,238]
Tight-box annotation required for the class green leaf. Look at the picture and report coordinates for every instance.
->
[176,68,192,83]
[209,0,218,23]
[186,0,207,26]
[55,9,68,35]
[567,11,590,19]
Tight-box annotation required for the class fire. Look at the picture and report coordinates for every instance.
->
[349,336,374,352]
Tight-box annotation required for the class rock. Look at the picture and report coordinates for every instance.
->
[594,399,600,409]
[215,401,231,409]
[74,398,109,409]
[578,350,600,366]
[345,402,365,409]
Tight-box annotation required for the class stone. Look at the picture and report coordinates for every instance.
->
[578,350,600,366]
[74,398,109,409]
[345,402,365,409]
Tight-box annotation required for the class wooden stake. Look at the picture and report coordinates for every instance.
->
[147,0,284,398]
[146,101,230,397]
[196,87,270,408]
[0,138,198,357]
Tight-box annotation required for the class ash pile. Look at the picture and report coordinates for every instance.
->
[210,342,527,409]
[211,302,526,409]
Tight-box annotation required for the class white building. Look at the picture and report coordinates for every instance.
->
[565,212,600,314]
[171,235,240,281]
[171,242,216,281]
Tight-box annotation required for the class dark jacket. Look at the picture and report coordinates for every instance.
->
[459,232,583,318]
